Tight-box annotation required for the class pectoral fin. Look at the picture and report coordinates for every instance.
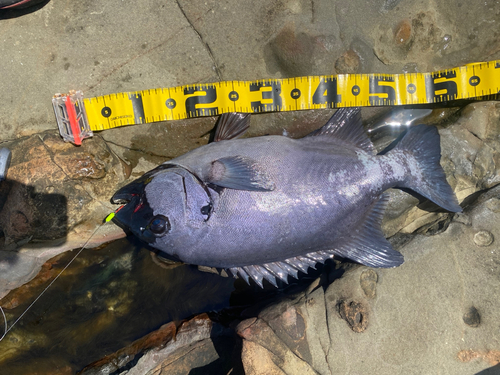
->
[205,156,275,191]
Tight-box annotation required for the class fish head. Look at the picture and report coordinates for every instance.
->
[111,165,213,252]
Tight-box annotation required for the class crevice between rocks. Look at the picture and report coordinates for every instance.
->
[101,138,176,160]
[37,134,71,180]
[175,0,223,81]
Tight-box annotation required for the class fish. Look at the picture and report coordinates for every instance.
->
[111,108,462,287]
[0,148,11,182]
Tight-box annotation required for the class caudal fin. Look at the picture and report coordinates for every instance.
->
[390,124,462,213]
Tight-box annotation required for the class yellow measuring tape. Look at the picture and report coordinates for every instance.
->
[53,60,500,144]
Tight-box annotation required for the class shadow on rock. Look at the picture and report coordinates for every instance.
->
[0,178,67,256]
[188,322,245,375]
[476,364,500,375]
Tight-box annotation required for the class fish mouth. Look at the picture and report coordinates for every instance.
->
[111,180,166,244]
[111,193,142,230]
[112,178,148,204]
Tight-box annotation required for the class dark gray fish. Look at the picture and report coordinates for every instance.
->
[112,108,461,287]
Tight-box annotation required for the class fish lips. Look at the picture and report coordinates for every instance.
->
[111,183,159,243]
[112,177,149,204]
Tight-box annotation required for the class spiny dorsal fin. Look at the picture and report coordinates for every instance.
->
[213,113,250,142]
[306,107,375,154]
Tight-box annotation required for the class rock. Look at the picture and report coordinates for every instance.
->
[457,349,500,366]
[1,0,500,372]
[264,25,317,77]
[78,313,243,375]
[337,300,368,333]
[393,19,412,46]
[334,38,374,74]
[463,306,481,328]
[0,131,127,299]
[359,269,378,299]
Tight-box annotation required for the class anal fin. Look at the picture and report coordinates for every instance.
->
[327,194,404,268]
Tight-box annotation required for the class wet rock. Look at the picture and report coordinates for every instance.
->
[334,49,360,74]
[264,25,316,77]
[79,313,242,375]
[0,329,49,363]
[393,19,412,46]
[373,11,452,70]
[0,252,65,309]
[334,38,374,74]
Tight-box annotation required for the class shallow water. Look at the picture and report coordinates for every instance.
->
[0,238,236,374]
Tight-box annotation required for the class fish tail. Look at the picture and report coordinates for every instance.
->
[390,124,462,212]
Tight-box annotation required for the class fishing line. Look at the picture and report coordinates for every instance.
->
[0,214,114,342]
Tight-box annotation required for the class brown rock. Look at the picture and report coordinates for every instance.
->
[457,349,500,366]
[394,19,412,46]
[338,300,368,333]
[334,49,360,74]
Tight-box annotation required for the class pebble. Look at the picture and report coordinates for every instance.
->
[463,306,481,327]
[394,19,412,46]
[473,230,494,247]
[485,198,500,213]
[334,49,360,74]
[360,269,378,299]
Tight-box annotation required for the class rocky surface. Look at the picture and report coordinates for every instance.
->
[0,131,127,299]
[1,0,500,373]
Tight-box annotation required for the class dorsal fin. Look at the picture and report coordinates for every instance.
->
[306,108,375,154]
[213,113,250,142]
[226,194,403,288]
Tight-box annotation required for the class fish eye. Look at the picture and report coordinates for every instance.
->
[147,215,170,236]
[200,203,212,216]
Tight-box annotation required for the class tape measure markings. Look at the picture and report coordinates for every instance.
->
[75,60,500,132]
